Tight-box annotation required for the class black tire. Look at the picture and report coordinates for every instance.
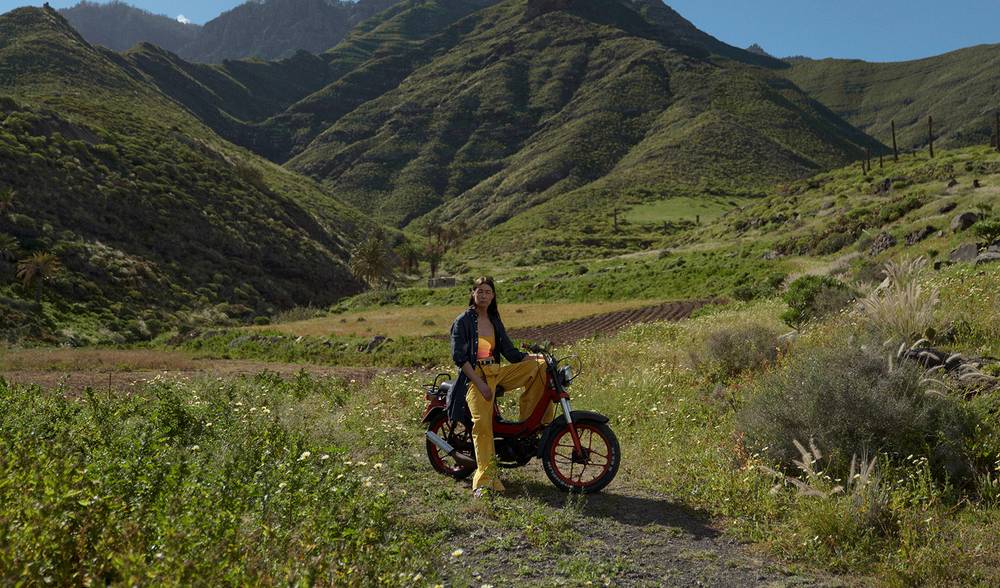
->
[542,419,620,493]
[425,414,475,480]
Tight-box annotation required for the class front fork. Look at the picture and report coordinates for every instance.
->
[560,397,586,459]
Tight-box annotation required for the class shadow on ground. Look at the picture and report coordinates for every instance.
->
[508,478,720,539]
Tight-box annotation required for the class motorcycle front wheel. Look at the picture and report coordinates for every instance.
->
[542,419,620,493]
[425,414,476,480]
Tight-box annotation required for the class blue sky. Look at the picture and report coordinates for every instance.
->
[3,0,999,62]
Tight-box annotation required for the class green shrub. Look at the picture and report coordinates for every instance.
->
[781,275,855,328]
[737,342,977,482]
[689,323,784,381]
[974,218,1000,244]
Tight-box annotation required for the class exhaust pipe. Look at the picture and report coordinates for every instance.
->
[426,431,477,468]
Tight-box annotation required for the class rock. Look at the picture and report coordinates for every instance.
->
[357,335,389,353]
[947,177,959,188]
[905,226,936,246]
[976,252,1000,265]
[869,232,897,256]
[949,242,980,263]
[762,250,782,260]
[951,212,980,232]
[939,202,957,214]
[973,179,982,188]
[873,178,892,196]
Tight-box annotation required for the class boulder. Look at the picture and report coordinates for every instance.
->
[905,225,936,246]
[939,202,957,214]
[951,212,980,232]
[949,242,980,263]
[976,252,1000,265]
[869,232,897,256]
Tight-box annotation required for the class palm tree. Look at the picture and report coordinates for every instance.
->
[349,233,390,288]
[0,187,14,216]
[0,233,18,280]
[395,240,420,274]
[16,251,61,304]
[0,234,17,261]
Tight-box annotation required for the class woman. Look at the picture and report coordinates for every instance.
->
[448,276,554,496]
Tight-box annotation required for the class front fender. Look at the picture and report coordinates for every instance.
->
[536,410,611,458]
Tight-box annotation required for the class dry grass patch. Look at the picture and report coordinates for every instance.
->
[258,301,663,338]
[0,348,198,372]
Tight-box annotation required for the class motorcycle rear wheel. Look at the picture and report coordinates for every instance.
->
[425,414,475,480]
[542,420,620,493]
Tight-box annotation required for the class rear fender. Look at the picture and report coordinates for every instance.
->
[422,405,446,424]
[536,410,610,458]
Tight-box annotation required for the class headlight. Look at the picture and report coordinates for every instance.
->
[558,365,573,387]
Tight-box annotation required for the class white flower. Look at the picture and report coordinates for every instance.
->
[298,451,312,461]
[320,454,330,460]
[190,445,200,452]
[451,548,464,557]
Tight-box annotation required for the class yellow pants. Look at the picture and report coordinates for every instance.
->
[466,358,555,491]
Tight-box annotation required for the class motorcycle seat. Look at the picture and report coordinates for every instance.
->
[438,380,455,396]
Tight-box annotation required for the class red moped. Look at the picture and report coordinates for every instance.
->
[422,346,620,493]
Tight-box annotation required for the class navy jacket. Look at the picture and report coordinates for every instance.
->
[447,307,526,425]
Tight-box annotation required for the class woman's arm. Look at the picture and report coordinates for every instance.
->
[461,361,492,401]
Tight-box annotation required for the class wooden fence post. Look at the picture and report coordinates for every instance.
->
[891,120,898,162]
[928,116,934,158]
[995,111,999,152]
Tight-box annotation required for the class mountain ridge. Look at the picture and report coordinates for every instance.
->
[0,6,377,342]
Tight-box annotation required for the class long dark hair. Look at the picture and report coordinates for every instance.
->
[468,275,499,316]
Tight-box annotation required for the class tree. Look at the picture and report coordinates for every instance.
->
[395,239,421,274]
[0,234,17,261]
[0,187,14,216]
[424,240,445,279]
[348,233,390,288]
[16,251,61,304]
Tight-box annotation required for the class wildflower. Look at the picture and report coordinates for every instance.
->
[451,548,464,557]
[298,451,312,461]
[190,445,200,452]
[320,454,330,460]
[278,482,287,489]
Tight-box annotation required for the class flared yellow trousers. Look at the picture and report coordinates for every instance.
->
[466,358,555,491]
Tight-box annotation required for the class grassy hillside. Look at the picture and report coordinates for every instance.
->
[785,45,1000,151]
[0,7,379,343]
[278,0,879,230]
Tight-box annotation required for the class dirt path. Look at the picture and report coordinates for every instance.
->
[432,466,839,587]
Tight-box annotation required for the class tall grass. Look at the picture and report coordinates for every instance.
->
[861,257,939,344]
[0,374,435,585]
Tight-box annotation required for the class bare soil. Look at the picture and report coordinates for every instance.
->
[509,299,717,346]
[2,359,388,394]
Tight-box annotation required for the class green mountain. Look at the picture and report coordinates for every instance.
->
[0,7,376,343]
[784,45,1000,151]
[60,0,201,54]
[268,0,879,230]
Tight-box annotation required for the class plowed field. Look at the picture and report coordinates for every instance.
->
[509,299,716,345]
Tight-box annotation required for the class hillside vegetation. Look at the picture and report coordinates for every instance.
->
[785,45,1000,151]
[0,7,379,343]
[279,0,879,230]
[116,0,879,237]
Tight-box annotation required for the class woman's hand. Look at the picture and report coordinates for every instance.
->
[475,379,493,402]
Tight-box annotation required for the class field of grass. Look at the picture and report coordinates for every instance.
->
[623,195,750,225]
[264,300,662,338]
[0,348,198,372]
[6,255,998,585]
